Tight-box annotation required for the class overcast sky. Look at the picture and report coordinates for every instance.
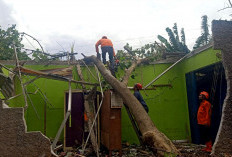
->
[0,0,231,59]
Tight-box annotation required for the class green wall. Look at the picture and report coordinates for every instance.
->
[9,65,70,139]
[121,47,221,144]
[122,64,191,143]
[5,47,221,144]
[8,64,99,139]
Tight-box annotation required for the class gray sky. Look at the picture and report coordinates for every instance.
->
[0,0,231,59]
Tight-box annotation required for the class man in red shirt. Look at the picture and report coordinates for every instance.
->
[95,36,115,65]
[197,91,212,152]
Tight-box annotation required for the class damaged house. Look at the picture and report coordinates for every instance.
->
[0,20,232,157]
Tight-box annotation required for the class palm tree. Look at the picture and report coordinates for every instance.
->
[193,15,211,50]
[158,23,190,53]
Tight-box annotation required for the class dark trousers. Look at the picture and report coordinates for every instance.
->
[199,124,211,144]
[101,46,114,64]
[143,105,149,113]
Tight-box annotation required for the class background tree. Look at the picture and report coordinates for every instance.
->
[157,23,190,53]
[115,23,189,74]
[32,49,48,61]
[0,25,30,60]
[193,15,211,50]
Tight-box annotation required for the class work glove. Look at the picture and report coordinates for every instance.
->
[97,53,101,61]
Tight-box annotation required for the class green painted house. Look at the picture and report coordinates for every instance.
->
[0,43,225,145]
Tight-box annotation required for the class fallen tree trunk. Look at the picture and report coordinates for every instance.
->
[84,56,179,156]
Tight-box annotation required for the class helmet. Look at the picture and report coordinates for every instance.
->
[200,91,209,99]
[102,36,107,39]
[135,83,143,90]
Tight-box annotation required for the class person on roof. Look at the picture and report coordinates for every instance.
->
[197,91,212,152]
[95,36,115,65]
[133,83,149,113]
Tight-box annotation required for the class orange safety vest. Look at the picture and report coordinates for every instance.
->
[197,100,212,126]
[95,38,115,56]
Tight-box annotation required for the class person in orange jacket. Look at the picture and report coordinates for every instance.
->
[197,91,212,152]
[95,36,115,65]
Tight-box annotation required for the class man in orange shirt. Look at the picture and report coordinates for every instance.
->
[197,91,212,152]
[95,36,115,65]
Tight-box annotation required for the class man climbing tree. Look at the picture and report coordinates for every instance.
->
[95,36,115,66]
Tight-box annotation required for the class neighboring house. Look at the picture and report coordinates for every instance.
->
[0,43,224,145]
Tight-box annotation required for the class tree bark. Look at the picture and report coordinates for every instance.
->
[84,56,179,156]
[211,20,232,156]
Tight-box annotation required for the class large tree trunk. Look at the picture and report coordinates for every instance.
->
[84,56,179,156]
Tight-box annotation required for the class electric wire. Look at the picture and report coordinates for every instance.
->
[24,35,37,50]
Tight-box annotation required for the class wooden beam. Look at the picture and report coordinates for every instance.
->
[15,66,98,86]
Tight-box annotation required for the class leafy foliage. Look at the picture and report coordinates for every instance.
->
[193,15,211,50]
[0,25,30,60]
[157,23,190,53]
[114,23,191,80]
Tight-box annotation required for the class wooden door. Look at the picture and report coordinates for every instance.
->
[64,92,84,149]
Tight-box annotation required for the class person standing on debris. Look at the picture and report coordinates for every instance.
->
[95,36,115,65]
[197,91,212,152]
[133,83,149,113]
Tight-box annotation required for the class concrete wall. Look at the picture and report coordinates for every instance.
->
[0,100,53,157]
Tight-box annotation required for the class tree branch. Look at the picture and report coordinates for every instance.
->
[121,47,149,85]
[229,0,232,7]
[218,6,232,11]
[121,58,149,85]
[218,0,232,12]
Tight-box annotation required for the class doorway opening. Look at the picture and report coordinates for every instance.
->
[186,62,226,144]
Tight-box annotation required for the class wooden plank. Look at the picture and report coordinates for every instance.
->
[16,66,98,86]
